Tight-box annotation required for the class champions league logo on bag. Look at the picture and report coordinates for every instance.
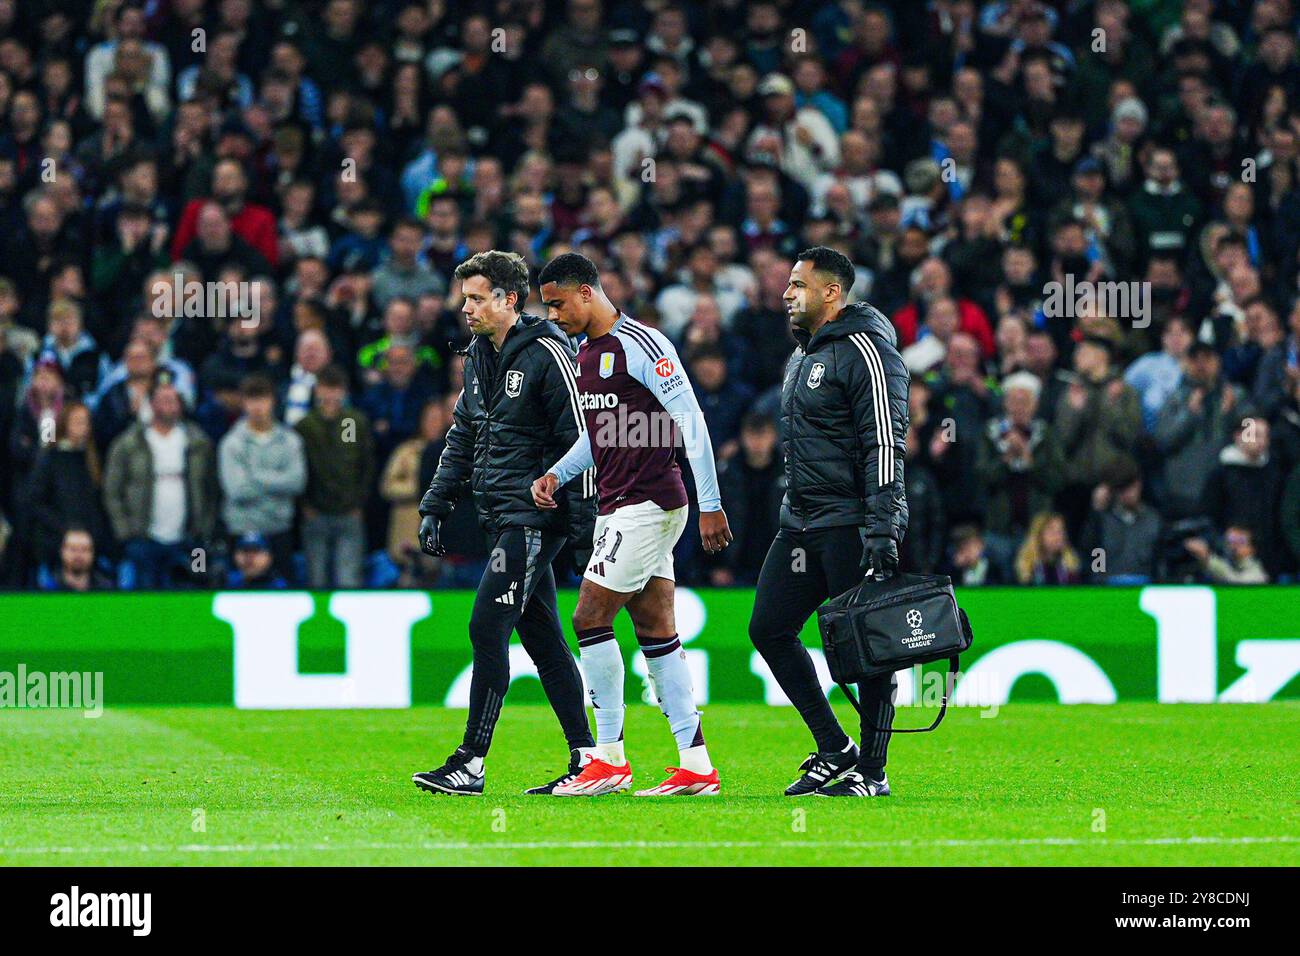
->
[903,607,937,649]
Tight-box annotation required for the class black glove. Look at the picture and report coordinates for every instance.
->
[418,514,445,557]
[860,534,898,580]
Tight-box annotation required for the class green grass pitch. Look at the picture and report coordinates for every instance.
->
[2,702,1297,866]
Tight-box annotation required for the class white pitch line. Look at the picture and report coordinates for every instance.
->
[1,835,1297,856]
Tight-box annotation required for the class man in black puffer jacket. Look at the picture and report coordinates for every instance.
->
[411,251,597,797]
[749,247,910,798]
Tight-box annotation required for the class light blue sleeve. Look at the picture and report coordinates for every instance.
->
[624,330,723,512]
[548,430,595,486]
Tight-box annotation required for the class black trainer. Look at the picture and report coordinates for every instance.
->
[784,743,859,796]
[412,746,484,796]
[524,749,587,795]
[816,769,890,797]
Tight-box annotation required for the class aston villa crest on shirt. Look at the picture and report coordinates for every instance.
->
[599,352,616,378]
[505,370,524,397]
[807,362,825,389]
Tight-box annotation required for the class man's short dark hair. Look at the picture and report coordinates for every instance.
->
[1104,456,1141,490]
[688,343,727,365]
[453,250,530,313]
[1080,334,1116,362]
[538,252,600,289]
[240,373,275,399]
[796,246,856,296]
[316,364,349,390]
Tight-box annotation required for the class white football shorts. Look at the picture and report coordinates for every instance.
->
[583,500,688,594]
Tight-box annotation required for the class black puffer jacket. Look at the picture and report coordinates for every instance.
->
[778,302,910,539]
[420,314,596,540]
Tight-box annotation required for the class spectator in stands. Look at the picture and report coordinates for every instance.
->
[891,257,996,358]
[277,179,330,266]
[1015,512,1082,585]
[359,343,433,463]
[282,329,332,427]
[1081,459,1162,583]
[732,255,796,392]
[83,3,171,121]
[357,297,438,384]
[0,278,37,366]
[901,425,944,575]
[26,401,107,572]
[1054,336,1142,533]
[1183,526,1268,584]
[712,412,783,586]
[945,524,1008,587]
[370,217,445,310]
[1128,146,1203,267]
[1154,341,1243,519]
[217,374,305,576]
[1125,314,1193,432]
[295,364,373,588]
[9,356,67,510]
[224,531,288,589]
[1203,417,1287,577]
[1253,298,1300,420]
[200,314,279,399]
[977,371,1065,541]
[91,203,170,353]
[171,158,277,267]
[178,201,271,281]
[3,190,73,324]
[327,197,387,275]
[43,527,113,592]
[103,372,216,588]
[380,397,446,586]
[687,343,753,458]
[33,299,109,401]
[655,242,745,338]
[900,296,961,375]
[927,332,996,525]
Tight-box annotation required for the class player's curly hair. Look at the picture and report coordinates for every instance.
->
[453,250,530,313]
[538,252,600,289]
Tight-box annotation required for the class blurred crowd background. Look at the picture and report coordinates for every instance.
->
[2,0,1300,592]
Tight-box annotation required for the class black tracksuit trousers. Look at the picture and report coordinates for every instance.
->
[749,524,897,773]
[462,526,593,758]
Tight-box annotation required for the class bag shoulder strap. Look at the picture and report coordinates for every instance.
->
[837,655,959,734]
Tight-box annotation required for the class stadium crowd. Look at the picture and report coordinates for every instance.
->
[2,0,1300,591]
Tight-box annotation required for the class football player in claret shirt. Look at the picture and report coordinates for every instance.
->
[532,253,733,797]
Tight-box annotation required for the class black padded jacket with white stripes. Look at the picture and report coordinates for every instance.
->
[420,313,596,542]
[778,302,910,539]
